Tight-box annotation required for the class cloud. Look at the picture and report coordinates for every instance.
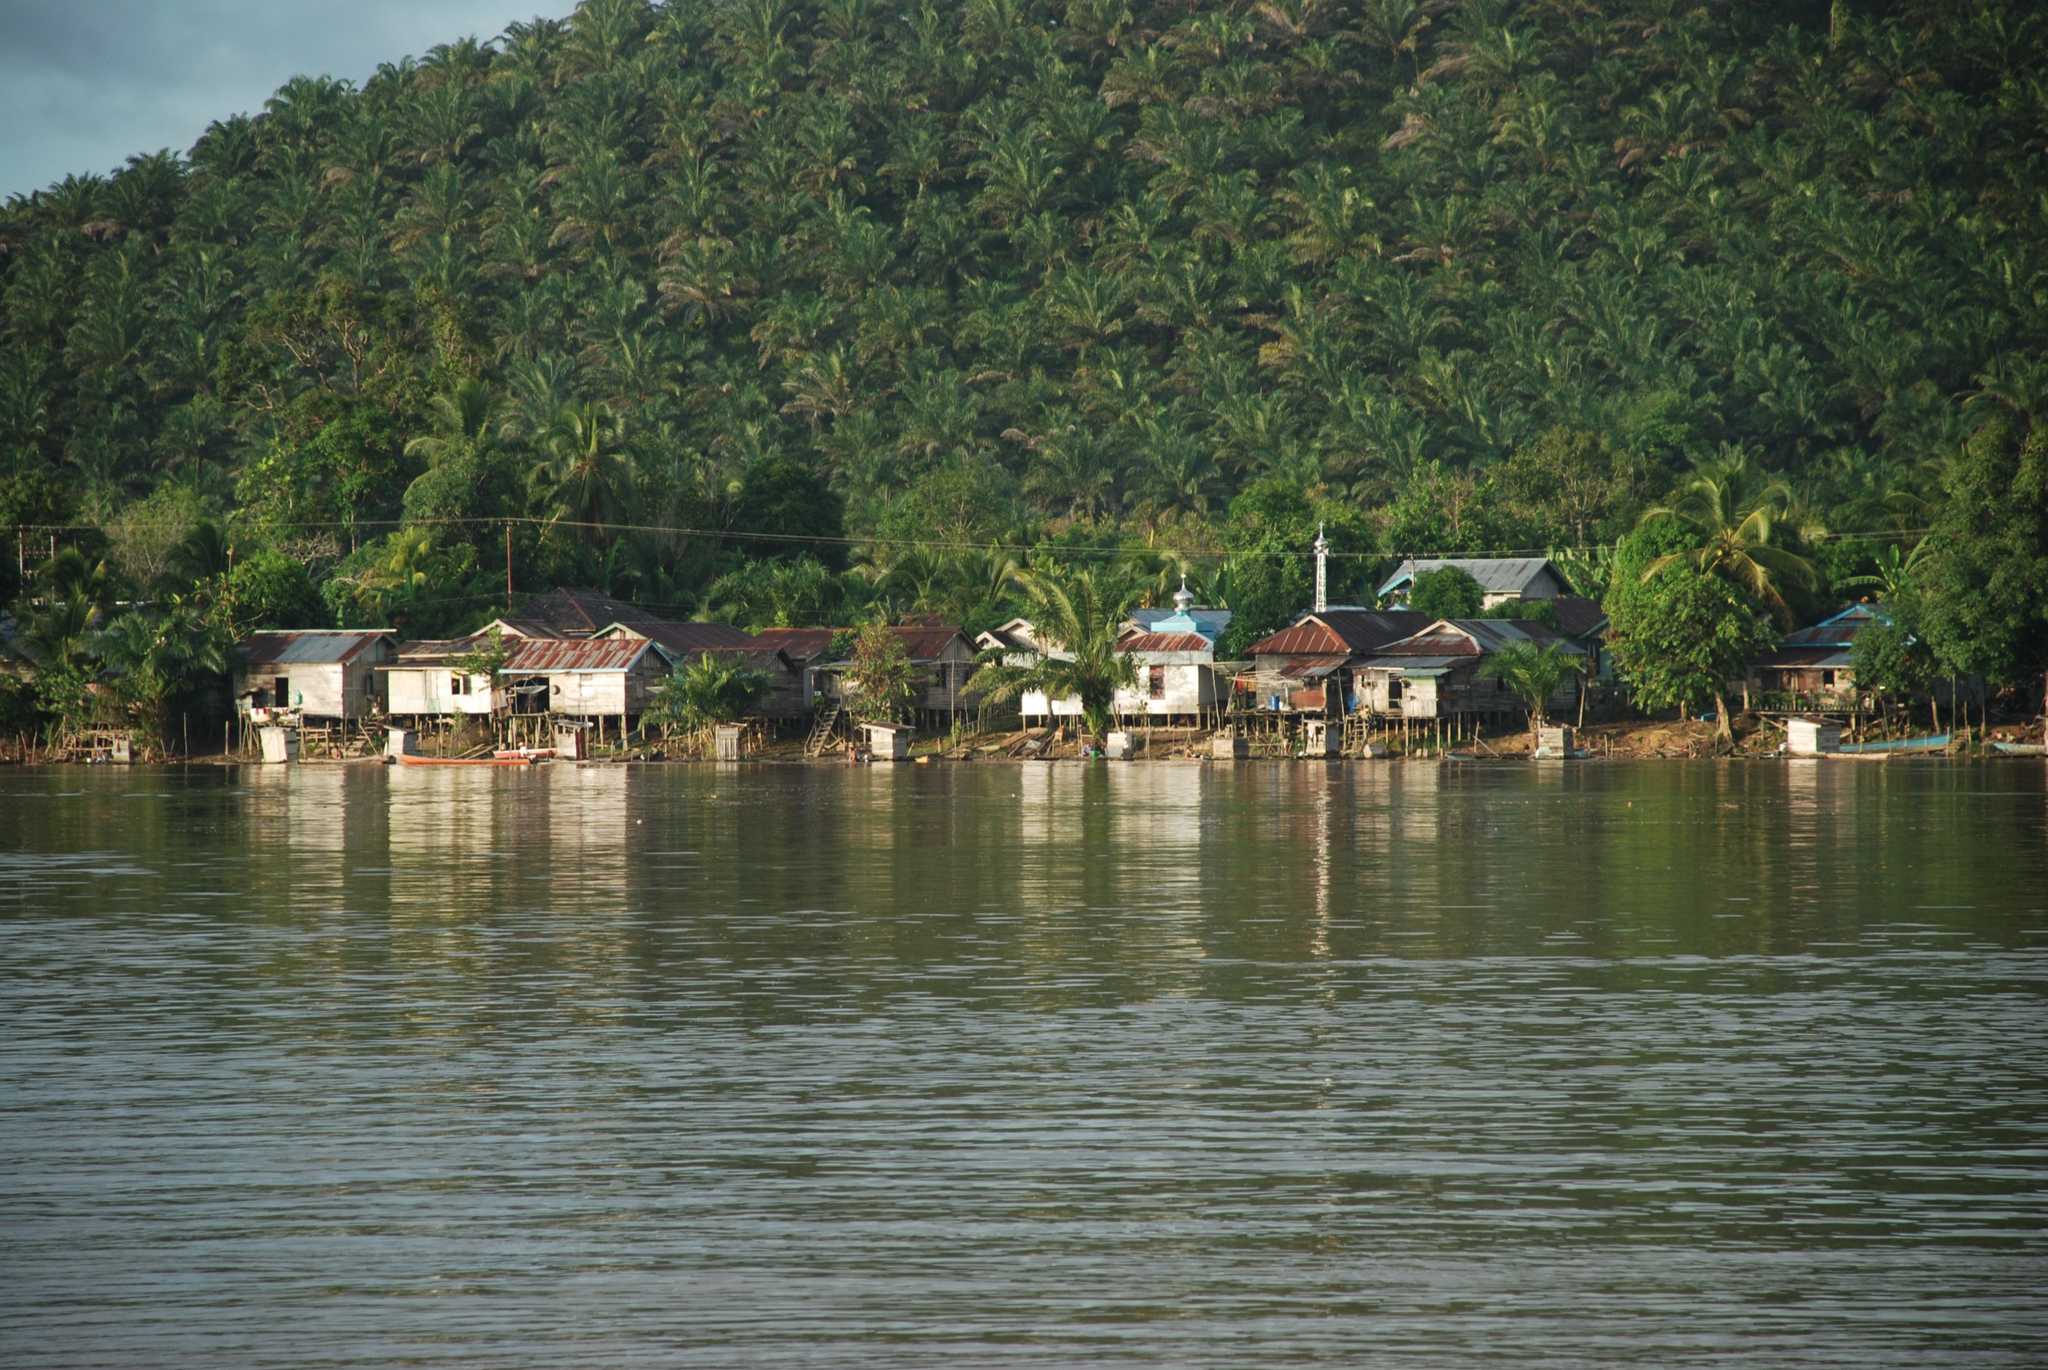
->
[0,1,571,198]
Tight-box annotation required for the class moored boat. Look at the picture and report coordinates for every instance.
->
[1991,740,2047,756]
[390,751,537,767]
[1832,732,1950,755]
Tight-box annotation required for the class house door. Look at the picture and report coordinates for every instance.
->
[272,676,290,708]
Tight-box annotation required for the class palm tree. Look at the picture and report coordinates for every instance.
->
[1478,641,1585,751]
[404,380,497,467]
[529,401,634,539]
[1638,457,1818,625]
[967,564,1138,745]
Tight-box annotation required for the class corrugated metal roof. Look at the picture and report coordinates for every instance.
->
[1247,609,1429,657]
[1780,603,1890,649]
[1551,595,1609,638]
[237,630,392,666]
[1378,557,1562,597]
[602,619,759,653]
[1119,632,1214,654]
[503,638,655,672]
[887,624,969,660]
[1756,647,1855,669]
[1358,654,1468,672]
[515,587,666,636]
[1277,658,1344,680]
[481,616,566,640]
[750,627,838,660]
[1377,633,1483,658]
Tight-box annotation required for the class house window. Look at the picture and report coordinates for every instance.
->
[1821,670,1837,688]
[272,676,289,708]
[1149,665,1167,700]
[450,673,470,696]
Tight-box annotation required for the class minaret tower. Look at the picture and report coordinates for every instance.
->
[1174,575,1195,614]
[1313,523,1329,613]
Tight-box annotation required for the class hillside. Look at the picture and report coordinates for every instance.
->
[2,0,2044,649]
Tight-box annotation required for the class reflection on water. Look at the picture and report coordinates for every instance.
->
[1,760,2045,1368]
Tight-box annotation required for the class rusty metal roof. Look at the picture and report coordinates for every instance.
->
[887,624,970,660]
[600,619,759,654]
[1551,595,1609,638]
[237,630,393,666]
[515,587,667,636]
[1247,610,1429,657]
[750,627,838,660]
[1119,632,1213,654]
[503,638,657,672]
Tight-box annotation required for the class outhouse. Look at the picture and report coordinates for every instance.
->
[861,721,911,761]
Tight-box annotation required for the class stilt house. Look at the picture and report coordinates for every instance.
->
[234,630,395,723]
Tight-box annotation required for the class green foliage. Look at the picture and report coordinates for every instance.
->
[843,622,915,724]
[1477,641,1584,741]
[729,456,848,571]
[1850,614,1935,700]
[968,563,1137,742]
[1605,525,1773,741]
[2,0,2044,709]
[451,625,512,681]
[224,546,325,630]
[1913,421,2048,687]
[1408,567,1484,621]
[646,652,769,746]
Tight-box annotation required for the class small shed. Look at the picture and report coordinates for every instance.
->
[1787,718,1842,756]
[1534,725,1576,758]
[257,726,299,764]
[713,723,746,760]
[1302,718,1340,757]
[861,721,911,760]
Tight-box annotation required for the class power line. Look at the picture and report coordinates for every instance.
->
[9,514,1936,564]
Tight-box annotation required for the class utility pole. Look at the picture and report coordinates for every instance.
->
[504,522,514,609]
[1313,522,1329,614]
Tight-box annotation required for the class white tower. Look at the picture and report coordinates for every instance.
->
[1312,523,1329,614]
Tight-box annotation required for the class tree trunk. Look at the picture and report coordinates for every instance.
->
[1712,689,1734,748]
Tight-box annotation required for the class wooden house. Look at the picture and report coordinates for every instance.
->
[1241,609,1429,715]
[886,623,979,720]
[511,587,671,639]
[234,630,395,722]
[594,620,805,721]
[749,627,840,715]
[976,619,1081,725]
[1354,619,1587,722]
[811,623,978,723]
[498,637,674,725]
[1377,557,1569,609]
[1749,604,1889,706]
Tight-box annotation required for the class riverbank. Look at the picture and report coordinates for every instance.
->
[7,714,2041,767]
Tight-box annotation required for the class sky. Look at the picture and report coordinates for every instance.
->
[0,0,576,201]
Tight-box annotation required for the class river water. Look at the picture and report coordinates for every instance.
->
[2,760,2045,1366]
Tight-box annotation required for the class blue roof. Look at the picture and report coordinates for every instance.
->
[1131,606,1231,639]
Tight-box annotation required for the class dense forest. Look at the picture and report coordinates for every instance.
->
[3,0,2046,743]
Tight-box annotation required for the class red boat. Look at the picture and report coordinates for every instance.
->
[390,751,537,767]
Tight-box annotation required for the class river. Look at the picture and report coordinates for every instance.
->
[2,760,2045,1366]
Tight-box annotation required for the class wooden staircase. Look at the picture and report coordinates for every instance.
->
[805,702,845,757]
